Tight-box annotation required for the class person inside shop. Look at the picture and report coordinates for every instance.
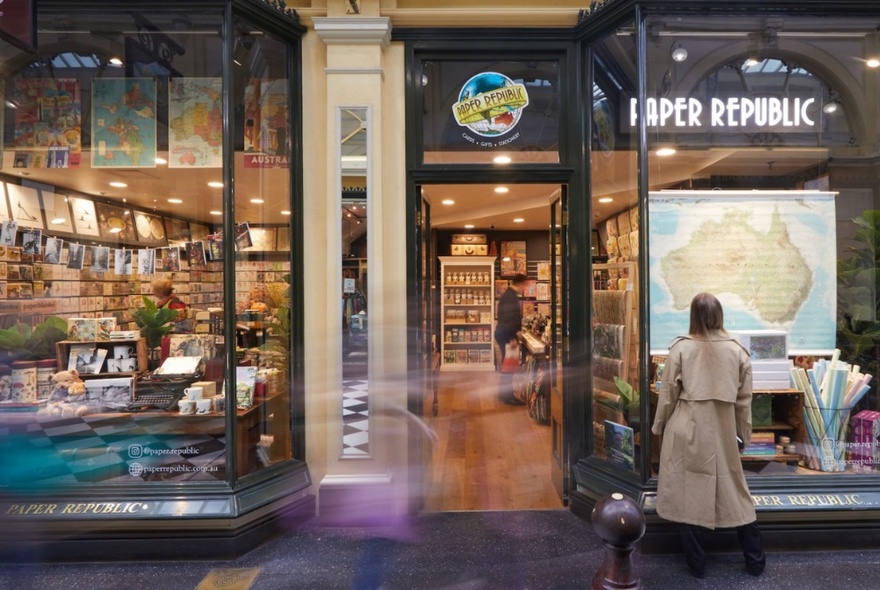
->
[494,273,527,406]
[151,278,189,331]
[651,292,766,579]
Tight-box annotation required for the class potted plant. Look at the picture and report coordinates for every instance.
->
[129,296,179,366]
[0,315,69,362]
[837,209,880,408]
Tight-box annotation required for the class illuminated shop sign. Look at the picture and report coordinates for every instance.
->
[629,97,816,129]
[453,72,530,146]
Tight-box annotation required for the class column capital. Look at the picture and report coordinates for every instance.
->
[313,17,391,48]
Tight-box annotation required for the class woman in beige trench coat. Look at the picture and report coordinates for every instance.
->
[651,293,766,578]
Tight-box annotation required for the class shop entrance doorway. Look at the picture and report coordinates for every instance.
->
[417,183,568,511]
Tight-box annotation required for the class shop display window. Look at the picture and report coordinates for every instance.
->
[641,14,880,479]
[0,8,294,488]
[589,23,642,474]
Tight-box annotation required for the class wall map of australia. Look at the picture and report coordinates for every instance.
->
[648,191,837,354]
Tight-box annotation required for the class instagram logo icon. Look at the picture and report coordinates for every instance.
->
[128,444,143,458]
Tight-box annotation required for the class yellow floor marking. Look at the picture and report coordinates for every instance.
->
[195,568,262,590]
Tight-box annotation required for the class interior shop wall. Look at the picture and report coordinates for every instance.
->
[435,230,551,268]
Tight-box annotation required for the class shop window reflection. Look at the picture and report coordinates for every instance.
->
[340,108,370,457]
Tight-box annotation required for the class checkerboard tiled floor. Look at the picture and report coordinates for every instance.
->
[342,379,369,456]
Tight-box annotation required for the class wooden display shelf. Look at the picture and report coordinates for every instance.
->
[56,338,149,376]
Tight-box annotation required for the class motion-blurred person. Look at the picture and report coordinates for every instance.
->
[495,273,527,405]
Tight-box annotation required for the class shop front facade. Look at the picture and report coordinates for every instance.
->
[3,0,880,560]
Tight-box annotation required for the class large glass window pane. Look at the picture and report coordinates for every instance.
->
[422,59,561,164]
[232,21,293,477]
[644,15,880,478]
[590,25,642,474]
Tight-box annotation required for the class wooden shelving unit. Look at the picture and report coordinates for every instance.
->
[439,256,496,371]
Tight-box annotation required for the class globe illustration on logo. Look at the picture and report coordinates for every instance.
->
[453,72,529,138]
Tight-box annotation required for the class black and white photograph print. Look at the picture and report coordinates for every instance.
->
[0,219,18,247]
[44,237,64,264]
[21,228,42,256]
[91,246,110,273]
[114,248,133,275]
[138,248,156,275]
[67,243,85,270]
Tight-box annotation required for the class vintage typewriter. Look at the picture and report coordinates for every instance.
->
[126,371,203,412]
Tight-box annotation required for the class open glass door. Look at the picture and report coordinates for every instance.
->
[550,192,569,503]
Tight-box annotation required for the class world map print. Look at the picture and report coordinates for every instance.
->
[91,78,157,168]
[648,191,837,354]
[168,78,223,168]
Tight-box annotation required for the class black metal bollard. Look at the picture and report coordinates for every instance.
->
[590,492,646,590]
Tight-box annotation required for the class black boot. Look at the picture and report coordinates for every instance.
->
[679,524,707,578]
[736,521,766,576]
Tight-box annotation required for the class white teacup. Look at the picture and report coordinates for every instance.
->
[184,386,203,401]
[119,358,137,372]
[178,399,196,415]
[106,359,122,373]
[196,399,212,414]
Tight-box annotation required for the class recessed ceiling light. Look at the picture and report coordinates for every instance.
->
[656,147,676,156]
[441,199,455,205]
[108,57,123,66]
[598,197,614,203]
[493,156,512,164]
[513,218,525,223]
[208,181,224,188]
[250,198,264,204]
[50,217,66,225]
[744,57,759,67]
[210,210,222,216]
[494,187,509,194]
[155,157,167,165]
[868,58,880,68]
[167,198,183,204]
[109,228,122,234]
[109,181,127,188]
[464,224,475,229]
[281,210,291,215]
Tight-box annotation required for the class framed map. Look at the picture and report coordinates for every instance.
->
[164,217,190,243]
[276,226,290,251]
[95,202,136,242]
[189,222,210,241]
[69,196,100,236]
[242,226,275,251]
[133,212,167,246]
[91,78,157,168]
[168,77,223,168]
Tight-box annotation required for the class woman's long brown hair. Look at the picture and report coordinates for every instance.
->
[688,292,725,338]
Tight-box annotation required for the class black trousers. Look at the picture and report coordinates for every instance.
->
[680,521,765,572]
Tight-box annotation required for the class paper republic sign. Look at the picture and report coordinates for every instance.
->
[452,72,530,146]
[629,96,818,130]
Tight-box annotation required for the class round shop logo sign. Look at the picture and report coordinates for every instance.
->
[452,72,530,138]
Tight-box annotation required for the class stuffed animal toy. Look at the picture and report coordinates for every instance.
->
[39,370,89,417]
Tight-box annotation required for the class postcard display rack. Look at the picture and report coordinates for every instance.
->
[439,256,496,371]
[591,261,638,462]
